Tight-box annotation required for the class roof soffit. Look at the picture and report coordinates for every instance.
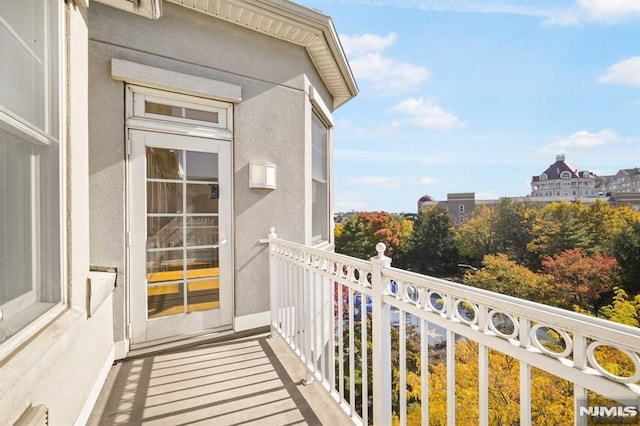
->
[167,0,357,108]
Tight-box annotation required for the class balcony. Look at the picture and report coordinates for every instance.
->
[91,230,640,425]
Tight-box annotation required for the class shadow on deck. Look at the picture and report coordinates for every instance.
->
[89,331,351,425]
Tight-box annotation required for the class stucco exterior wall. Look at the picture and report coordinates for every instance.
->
[88,2,334,342]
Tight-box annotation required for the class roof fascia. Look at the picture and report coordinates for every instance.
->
[166,0,358,109]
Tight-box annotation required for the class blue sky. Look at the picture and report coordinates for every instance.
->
[297,0,640,213]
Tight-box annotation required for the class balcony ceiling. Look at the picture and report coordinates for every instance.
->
[169,0,358,108]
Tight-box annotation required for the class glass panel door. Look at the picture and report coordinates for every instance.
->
[129,130,232,345]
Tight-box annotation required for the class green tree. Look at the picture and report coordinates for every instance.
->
[405,206,459,275]
[610,220,640,294]
[528,202,592,266]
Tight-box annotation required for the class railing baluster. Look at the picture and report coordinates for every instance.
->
[311,270,319,377]
[421,318,429,426]
[399,309,407,426]
[285,258,291,344]
[349,286,356,415]
[520,361,531,426]
[574,385,588,426]
[318,276,327,383]
[573,334,588,426]
[304,267,313,383]
[362,295,369,425]
[447,329,456,426]
[294,262,301,355]
[339,282,345,400]
[479,343,488,426]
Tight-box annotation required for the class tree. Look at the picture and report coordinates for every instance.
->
[528,202,592,266]
[463,254,560,305]
[610,220,640,294]
[541,248,617,314]
[492,198,538,265]
[335,212,413,260]
[600,287,640,327]
[405,206,459,276]
[457,204,498,264]
[456,200,538,267]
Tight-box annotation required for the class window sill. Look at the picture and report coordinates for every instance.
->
[0,303,65,363]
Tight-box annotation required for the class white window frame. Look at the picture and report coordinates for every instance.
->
[308,86,333,245]
[0,0,64,352]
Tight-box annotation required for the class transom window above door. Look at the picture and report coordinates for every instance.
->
[129,86,233,132]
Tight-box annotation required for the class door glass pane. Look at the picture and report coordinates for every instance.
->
[147,216,183,249]
[185,247,219,312]
[147,182,182,213]
[186,152,218,181]
[186,183,218,213]
[186,217,218,247]
[146,250,185,319]
[187,278,219,313]
[147,147,184,180]
[145,147,222,319]
[148,283,184,319]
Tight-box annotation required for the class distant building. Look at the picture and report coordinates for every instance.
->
[531,154,597,198]
[417,155,640,223]
[596,167,640,194]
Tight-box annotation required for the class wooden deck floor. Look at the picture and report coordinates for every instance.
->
[88,332,352,425]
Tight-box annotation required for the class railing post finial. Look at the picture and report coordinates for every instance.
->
[375,242,387,259]
[269,227,277,239]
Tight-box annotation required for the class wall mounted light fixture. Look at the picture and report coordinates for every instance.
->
[249,161,277,189]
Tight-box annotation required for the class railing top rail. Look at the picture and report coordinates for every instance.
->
[269,236,373,272]
[383,265,640,350]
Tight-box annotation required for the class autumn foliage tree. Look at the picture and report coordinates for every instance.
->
[541,248,617,314]
[463,254,559,304]
[335,212,413,260]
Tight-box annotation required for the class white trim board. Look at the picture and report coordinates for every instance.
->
[111,59,242,103]
[234,311,270,332]
[73,346,115,426]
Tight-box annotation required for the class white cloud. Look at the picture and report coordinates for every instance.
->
[391,97,466,131]
[539,129,633,155]
[340,33,397,56]
[339,33,430,94]
[545,0,640,25]
[599,57,640,87]
[350,54,430,94]
[345,176,435,188]
[577,0,640,22]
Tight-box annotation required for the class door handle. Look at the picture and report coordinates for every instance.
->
[212,239,227,249]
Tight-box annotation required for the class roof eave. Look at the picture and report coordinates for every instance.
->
[167,0,358,109]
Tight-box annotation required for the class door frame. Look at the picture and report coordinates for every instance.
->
[125,85,234,350]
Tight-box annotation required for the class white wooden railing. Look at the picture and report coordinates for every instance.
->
[268,229,640,425]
